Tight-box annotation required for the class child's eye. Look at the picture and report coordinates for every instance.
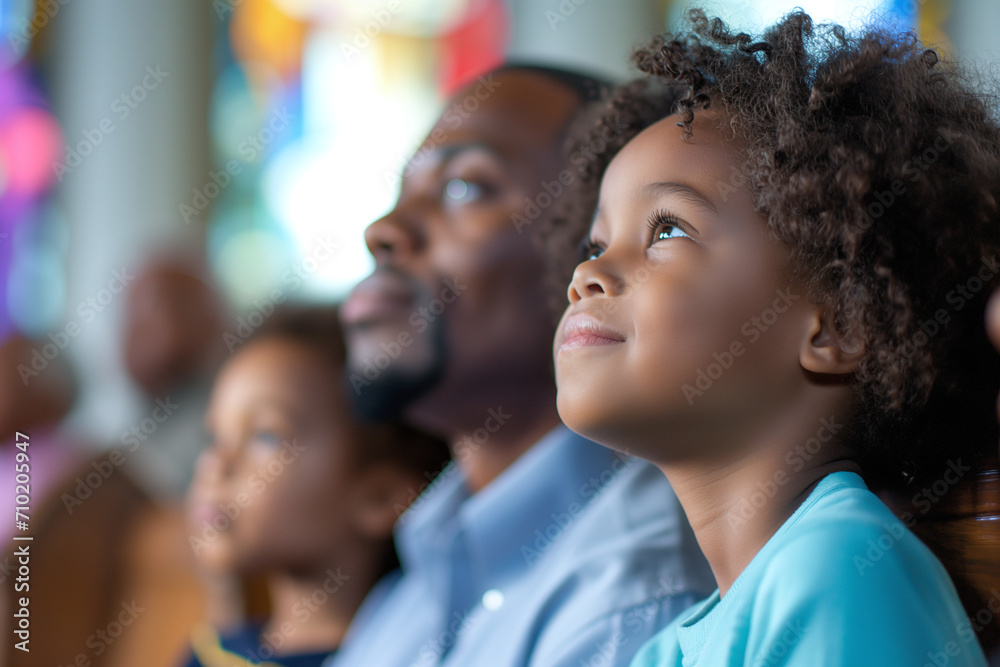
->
[444,178,486,204]
[647,210,689,243]
[251,429,284,447]
[579,239,605,262]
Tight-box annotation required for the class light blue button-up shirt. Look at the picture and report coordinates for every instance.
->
[325,426,713,667]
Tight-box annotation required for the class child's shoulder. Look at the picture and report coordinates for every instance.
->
[755,471,945,598]
[736,471,985,665]
[628,473,988,666]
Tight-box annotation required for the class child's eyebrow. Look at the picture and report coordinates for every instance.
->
[643,181,718,215]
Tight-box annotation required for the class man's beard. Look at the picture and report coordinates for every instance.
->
[345,315,448,423]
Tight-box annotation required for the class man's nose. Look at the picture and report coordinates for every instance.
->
[364,204,424,265]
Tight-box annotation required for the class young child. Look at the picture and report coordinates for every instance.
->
[552,10,1000,666]
[183,305,449,667]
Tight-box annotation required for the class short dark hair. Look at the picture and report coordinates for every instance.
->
[496,63,612,103]
[249,304,451,481]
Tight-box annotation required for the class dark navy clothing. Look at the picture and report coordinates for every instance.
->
[183,622,334,667]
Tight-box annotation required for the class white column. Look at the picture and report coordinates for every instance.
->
[505,0,663,81]
[47,0,212,444]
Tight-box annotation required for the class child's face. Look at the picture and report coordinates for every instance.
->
[188,338,361,573]
[554,112,813,462]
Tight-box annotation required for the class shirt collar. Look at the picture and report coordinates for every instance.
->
[396,425,620,599]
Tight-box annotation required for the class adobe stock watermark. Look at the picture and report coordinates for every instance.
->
[521,450,632,564]
[545,0,590,31]
[230,567,351,664]
[621,576,684,637]
[414,609,477,666]
[60,397,181,514]
[580,575,689,667]
[853,458,972,576]
[393,459,459,521]
[52,65,170,182]
[188,439,306,556]
[755,619,808,666]
[6,0,72,52]
[384,75,503,191]
[682,288,799,405]
[53,600,145,667]
[512,116,629,234]
[212,0,243,20]
[856,127,955,231]
[180,106,293,224]
[395,405,511,522]
[392,459,457,519]
[955,589,1000,657]
[726,416,844,530]
[222,234,341,352]
[340,0,402,61]
[18,266,136,385]
[348,277,467,395]
[579,631,628,667]
[884,254,998,366]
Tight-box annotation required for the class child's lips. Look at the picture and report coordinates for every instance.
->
[190,506,215,527]
[189,499,226,528]
[558,312,626,351]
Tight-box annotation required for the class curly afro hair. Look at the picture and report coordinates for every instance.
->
[546,9,1000,489]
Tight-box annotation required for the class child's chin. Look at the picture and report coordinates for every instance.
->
[557,397,619,450]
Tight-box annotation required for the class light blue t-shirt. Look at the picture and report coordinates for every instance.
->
[631,471,988,667]
[326,426,715,667]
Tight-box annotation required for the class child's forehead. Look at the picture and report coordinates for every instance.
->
[215,338,342,403]
[597,111,746,211]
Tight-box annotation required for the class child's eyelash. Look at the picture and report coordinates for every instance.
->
[579,210,686,262]
[646,209,682,238]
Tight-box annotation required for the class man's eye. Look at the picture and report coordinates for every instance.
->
[444,178,484,203]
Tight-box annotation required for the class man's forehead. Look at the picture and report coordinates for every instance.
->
[425,142,506,165]
[401,141,509,181]
[398,70,583,183]
[442,72,578,145]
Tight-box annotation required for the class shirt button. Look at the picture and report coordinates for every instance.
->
[482,589,504,611]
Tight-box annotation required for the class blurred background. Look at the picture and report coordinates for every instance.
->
[0,0,998,664]
[0,0,996,449]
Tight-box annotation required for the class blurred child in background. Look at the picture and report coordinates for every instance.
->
[183,305,449,667]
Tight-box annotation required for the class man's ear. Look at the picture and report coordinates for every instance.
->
[349,466,421,540]
[799,306,865,375]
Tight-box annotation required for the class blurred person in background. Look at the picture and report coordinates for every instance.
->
[0,333,186,667]
[1,253,233,666]
[181,305,449,667]
[122,255,231,501]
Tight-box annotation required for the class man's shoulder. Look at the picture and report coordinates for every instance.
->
[514,454,712,631]
[549,454,694,558]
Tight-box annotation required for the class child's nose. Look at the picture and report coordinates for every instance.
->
[567,258,619,303]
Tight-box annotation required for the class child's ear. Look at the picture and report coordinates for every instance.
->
[799,306,865,375]
[349,466,420,540]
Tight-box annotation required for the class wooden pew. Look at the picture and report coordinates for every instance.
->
[906,458,1000,662]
